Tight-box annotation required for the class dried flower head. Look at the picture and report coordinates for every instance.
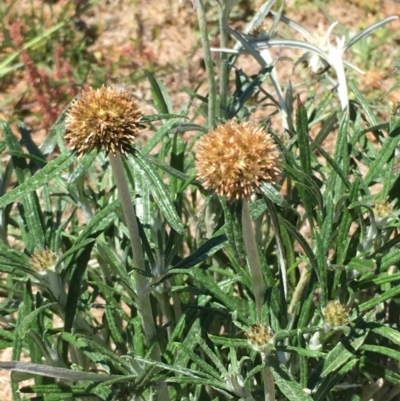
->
[323,301,349,328]
[195,121,281,201]
[64,85,143,155]
[245,323,274,353]
[30,248,57,273]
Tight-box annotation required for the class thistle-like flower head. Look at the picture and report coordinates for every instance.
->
[323,300,349,328]
[245,323,274,353]
[30,248,57,274]
[64,85,143,155]
[372,199,398,229]
[195,121,281,201]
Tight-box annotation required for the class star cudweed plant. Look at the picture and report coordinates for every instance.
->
[1,1,400,401]
[65,84,170,401]
[196,120,281,401]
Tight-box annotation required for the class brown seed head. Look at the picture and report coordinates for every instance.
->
[64,86,143,155]
[323,301,349,327]
[30,248,57,273]
[195,121,281,201]
[245,323,274,353]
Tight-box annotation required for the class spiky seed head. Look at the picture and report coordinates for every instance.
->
[64,85,143,155]
[195,121,281,201]
[30,248,57,274]
[323,301,349,328]
[245,323,274,353]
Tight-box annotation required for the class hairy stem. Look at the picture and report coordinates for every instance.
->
[196,0,216,129]
[108,152,170,401]
[218,5,228,115]
[241,200,265,321]
[288,267,310,315]
[262,353,276,401]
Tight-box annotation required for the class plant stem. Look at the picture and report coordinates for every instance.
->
[242,202,276,400]
[262,353,276,401]
[288,267,310,315]
[108,152,170,401]
[241,200,265,322]
[218,5,228,115]
[196,0,216,129]
[109,153,155,343]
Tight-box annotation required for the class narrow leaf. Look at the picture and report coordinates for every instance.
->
[0,151,74,208]
[127,151,185,234]
[268,357,313,401]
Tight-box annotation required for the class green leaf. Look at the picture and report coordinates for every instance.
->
[225,26,268,68]
[141,113,184,123]
[357,285,400,314]
[172,234,226,270]
[144,153,197,186]
[18,302,57,339]
[20,384,91,400]
[335,178,360,264]
[0,361,116,381]
[361,344,400,363]
[220,199,247,269]
[360,357,400,386]
[144,69,171,114]
[313,359,358,401]
[312,112,337,148]
[0,241,30,265]
[75,200,120,243]
[268,357,313,401]
[349,82,379,126]
[172,342,221,379]
[0,152,74,209]
[63,242,95,359]
[104,305,127,354]
[207,335,249,348]
[96,241,134,297]
[3,121,46,249]
[196,334,229,376]
[312,140,351,191]
[249,199,267,220]
[228,66,272,118]
[363,134,400,185]
[371,325,400,346]
[347,257,375,273]
[296,101,312,177]
[309,328,368,389]
[279,217,319,275]
[259,181,288,207]
[142,118,181,154]
[191,267,246,321]
[67,150,97,184]
[127,151,185,234]
[61,332,132,375]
